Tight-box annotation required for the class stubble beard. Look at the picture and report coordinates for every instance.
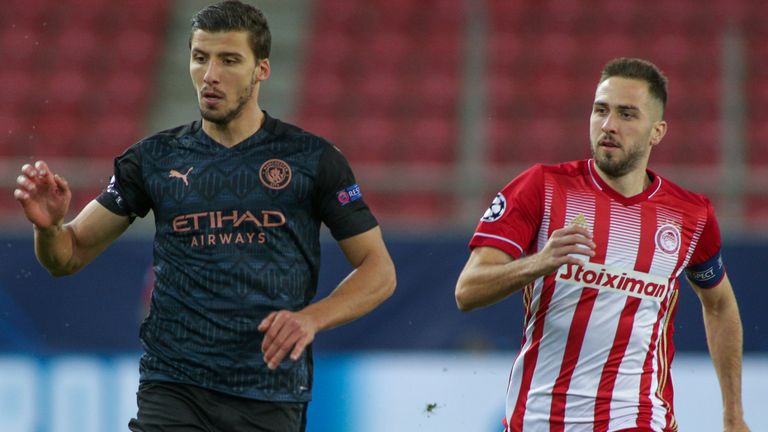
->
[591,142,646,178]
[200,75,257,126]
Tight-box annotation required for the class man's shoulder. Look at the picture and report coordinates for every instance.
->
[144,121,201,143]
[113,122,199,160]
[653,170,712,207]
[265,115,335,151]
[528,159,586,180]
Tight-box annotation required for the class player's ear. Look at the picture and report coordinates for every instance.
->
[256,58,270,81]
[650,120,667,147]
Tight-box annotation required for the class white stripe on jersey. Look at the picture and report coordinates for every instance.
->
[569,203,642,428]
[473,233,524,255]
[505,182,554,426]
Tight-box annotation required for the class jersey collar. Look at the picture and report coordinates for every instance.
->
[585,159,663,206]
[194,111,278,150]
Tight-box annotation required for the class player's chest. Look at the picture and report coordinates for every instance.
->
[142,148,316,217]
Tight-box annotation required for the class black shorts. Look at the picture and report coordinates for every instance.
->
[128,381,308,432]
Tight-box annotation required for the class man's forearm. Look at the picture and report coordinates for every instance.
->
[455,253,544,311]
[34,223,77,276]
[703,296,746,426]
[302,253,396,332]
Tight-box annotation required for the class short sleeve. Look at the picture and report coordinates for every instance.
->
[469,164,544,258]
[95,144,153,218]
[313,145,378,240]
[684,199,726,288]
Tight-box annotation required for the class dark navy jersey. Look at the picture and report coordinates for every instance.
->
[96,113,378,402]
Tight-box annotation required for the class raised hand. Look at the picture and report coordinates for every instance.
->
[14,161,72,230]
[531,224,596,277]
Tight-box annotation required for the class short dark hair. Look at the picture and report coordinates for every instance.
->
[600,58,668,111]
[190,0,271,60]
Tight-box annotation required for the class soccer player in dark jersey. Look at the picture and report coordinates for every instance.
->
[13,1,396,431]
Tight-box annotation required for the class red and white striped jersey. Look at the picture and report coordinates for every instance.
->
[470,160,723,432]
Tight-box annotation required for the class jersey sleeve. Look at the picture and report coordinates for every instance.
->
[313,145,378,240]
[684,199,726,288]
[469,164,544,258]
[95,143,153,219]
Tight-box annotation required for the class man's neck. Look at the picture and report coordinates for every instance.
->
[202,109,265,148]
[594,163,652,198]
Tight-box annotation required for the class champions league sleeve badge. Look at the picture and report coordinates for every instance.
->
[481,193,507,222]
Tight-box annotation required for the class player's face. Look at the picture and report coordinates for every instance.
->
[589,77,667,178]
[189,30,270,126]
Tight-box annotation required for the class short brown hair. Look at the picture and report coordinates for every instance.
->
[600,58,668,112]
[190,0,271,60]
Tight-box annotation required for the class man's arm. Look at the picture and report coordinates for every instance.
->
[258,226,396,369]
[690,275,750,432]
[15,161,131,276]
[455,225,595,311]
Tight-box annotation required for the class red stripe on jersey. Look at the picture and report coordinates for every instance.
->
[549,186,610,430]
[595,201,656,430]
[634,203,663,429]
[510,187,566,431]
[593,297,641,431]
[659,290,680,430]
[506,284,535,402]
[548,288,599,431]
[510,274,558,431]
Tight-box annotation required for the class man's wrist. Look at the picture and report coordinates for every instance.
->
[33,223,63,237]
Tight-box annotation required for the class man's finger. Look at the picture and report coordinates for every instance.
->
[54,174,69,192]
[290,337,310,361]
[553,234,596,249]
[14,188,29,201]
[258,311,277,332]
[34,160,50,178]
[37,163,57,187]
[21,164,36,177]
[261,312,289,352]
[264,331,300,369]
[263,318,297,358]
[16,175,36,193]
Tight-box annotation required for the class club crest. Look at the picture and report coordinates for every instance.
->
[655,223,681,255]
[259,159,292,190]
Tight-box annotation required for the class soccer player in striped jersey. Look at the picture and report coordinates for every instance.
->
[14,1,396,431]
[456,58,749,432]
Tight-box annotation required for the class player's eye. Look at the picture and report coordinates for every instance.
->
[620,111,636,120]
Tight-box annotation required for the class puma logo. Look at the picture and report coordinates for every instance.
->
[169,167,193,186]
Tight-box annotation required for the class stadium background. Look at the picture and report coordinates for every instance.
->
[0,0,767,430]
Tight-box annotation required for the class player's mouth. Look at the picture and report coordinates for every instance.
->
[201,89,225,106]
[599,138,621,149]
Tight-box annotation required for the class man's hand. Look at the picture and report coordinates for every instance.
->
[258,310,318,370]
[14,161,71,231]
[530,224,595,278]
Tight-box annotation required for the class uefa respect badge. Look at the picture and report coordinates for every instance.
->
[337,184,362,205]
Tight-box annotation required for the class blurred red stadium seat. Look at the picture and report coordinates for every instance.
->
[343,115,397,162]
[407,117,456,163]
[0,0,167,161]
[0,27,43,69]
[0,114,27,157]
[46,69,89,114]
[85,115,142,158]
[33,113,82,157]
[53,28,101,67]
